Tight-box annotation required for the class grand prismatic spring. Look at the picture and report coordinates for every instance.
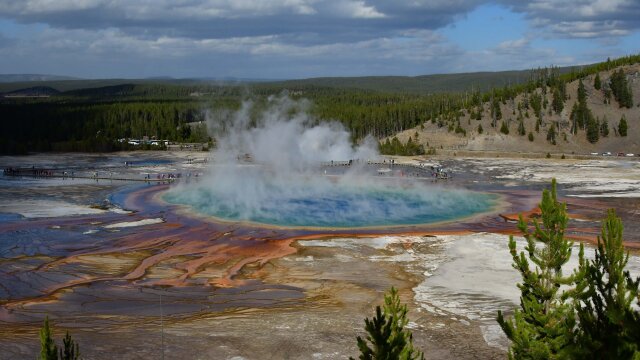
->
[163,168,498,228]
[2,101,640,359]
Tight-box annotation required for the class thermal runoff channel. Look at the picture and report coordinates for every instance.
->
[164,96,497,228]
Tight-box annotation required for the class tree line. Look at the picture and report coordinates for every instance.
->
[1,54,638,154]
[0,99,219,153]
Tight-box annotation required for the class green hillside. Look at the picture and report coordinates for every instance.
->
[1,54,638,154]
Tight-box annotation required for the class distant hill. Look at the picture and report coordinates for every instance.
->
[0,78,238,94]
[0,74,81,83]
[2,86,60,97]
[62,84,138,97]
[266,68,580,94]
[0,67,587,95]
[0,79,151,93]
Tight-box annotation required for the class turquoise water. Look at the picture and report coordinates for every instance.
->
[164,182,498,228]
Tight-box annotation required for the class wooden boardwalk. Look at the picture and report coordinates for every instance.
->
[2,168,176,183]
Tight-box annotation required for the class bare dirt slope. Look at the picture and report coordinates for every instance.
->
[394,64,640,156]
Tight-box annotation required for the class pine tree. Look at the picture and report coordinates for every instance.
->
[497,179,583,359]
[610,69,634,108]
[552,88,564,114]
[491,97,502,127]
[571,83,596,135]
[594,73,602,90]
[500,121,510,135]
[518,120,526,136]
[383,288,424,360]
[578,79,587,104]
[59,331,80,360]
[528,132,534,142]
[619,116,628,137]
[39,317,58,360]
[352,287,424,360]
[531,93,543,120]
[547,123,557,144]
[574,210,640,359]
[570,103,579,135]
[600,117,609,137]
[477,123,483,134]
[587,117,600,144]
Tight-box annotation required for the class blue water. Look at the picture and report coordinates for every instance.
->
[107,183,149,208]
[0,212,23,221]
[164,183,497,228]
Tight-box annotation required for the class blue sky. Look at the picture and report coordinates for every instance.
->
[0,0,638,79]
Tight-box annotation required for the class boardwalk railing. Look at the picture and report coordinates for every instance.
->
[2,167,177,183]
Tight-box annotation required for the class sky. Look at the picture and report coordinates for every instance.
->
[0,0,638,79]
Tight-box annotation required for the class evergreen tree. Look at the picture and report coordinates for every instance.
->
[552,88,564,114]
[619,116,628,137]
[577,79,587,104]
[500,121,510,135]
[528,132,534,142]
[569,102,578,135]
[497,179,583,359]
[379,137,424,156]
[352,288,424,360]
[594,73,602,90]
[59,331,80,360]
[547,123,557,144]
[610,69,634,108]
[518,120,526,136]
[600,117,609,137]
[570,81,597,138]
[491,97,502,128]
[574,210,640,359]
[587,117,600,144]
[477,123,483,134]
[39,317,58,360]
[531,93,543,119]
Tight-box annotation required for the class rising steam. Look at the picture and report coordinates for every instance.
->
[164,96,495,228]
[207,95,378,169]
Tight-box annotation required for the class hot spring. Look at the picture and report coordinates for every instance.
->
[163,97,498,228]
[163,166,498,228]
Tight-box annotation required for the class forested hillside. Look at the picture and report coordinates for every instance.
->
[389,56,640,156]
[1,54,638,155]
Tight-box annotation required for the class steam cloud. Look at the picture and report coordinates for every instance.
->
[165,96,494,227]
[208,95,378,169]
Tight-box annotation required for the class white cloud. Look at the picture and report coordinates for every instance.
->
[0,0,323,20]
[0,0,637,77]
[496,37,529,50]
[548,20,631,38]
[338,1,386,18]
[0,0,102,14]
[507,0,640,38]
